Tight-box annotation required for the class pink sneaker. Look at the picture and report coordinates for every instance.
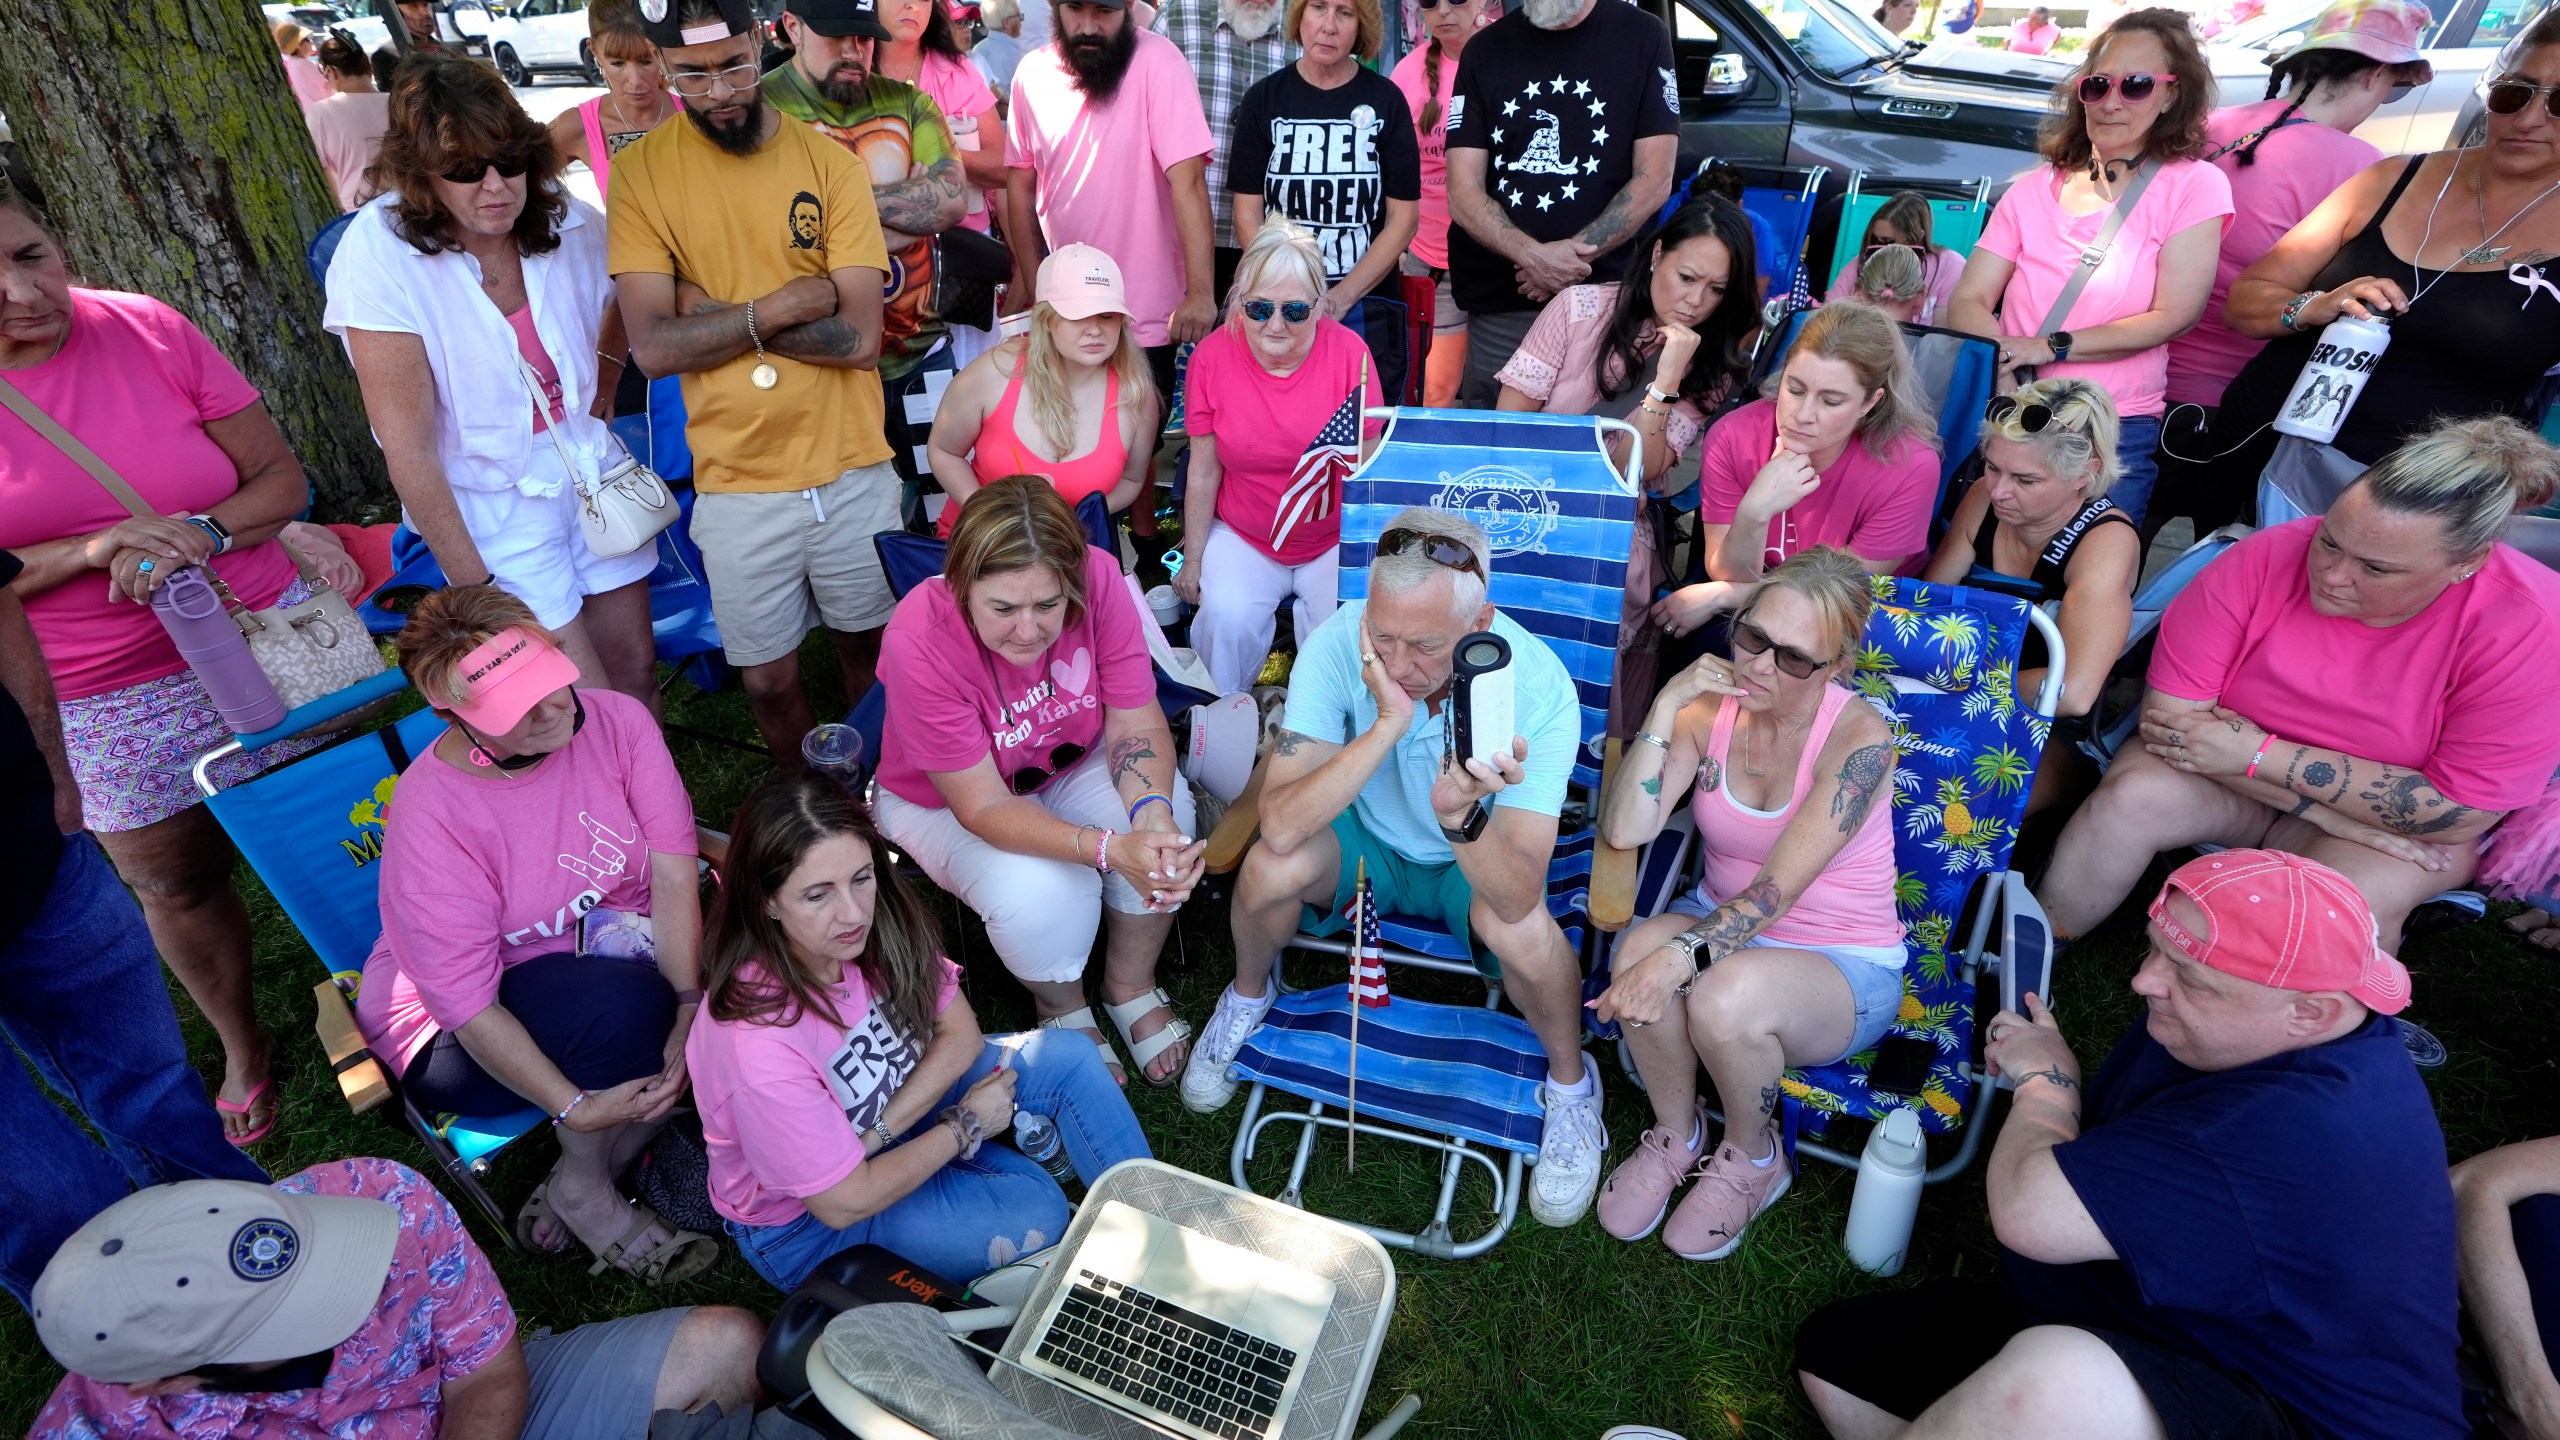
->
[1596,1108,1707,1241]
[1661,1131,1791,1261]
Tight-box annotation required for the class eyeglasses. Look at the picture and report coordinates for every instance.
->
[665,59,762,96]
[1241,298,1314,324]
[2486,80,2560,118]
[1730,617,1837,679]
[1375,526,1484,578]
[440,151,529,184]
[2076,71,2172,104]
[1008,741,1087,795]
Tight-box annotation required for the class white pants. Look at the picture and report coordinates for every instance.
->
[1191,521,1339,694]
[873,750,1199,985]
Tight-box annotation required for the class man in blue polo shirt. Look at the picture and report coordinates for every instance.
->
[1177,508,1609,1226]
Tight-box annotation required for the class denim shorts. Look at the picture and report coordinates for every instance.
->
[1667,890,1907,1063]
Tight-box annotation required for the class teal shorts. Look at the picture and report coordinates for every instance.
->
[1299,808,1497,978]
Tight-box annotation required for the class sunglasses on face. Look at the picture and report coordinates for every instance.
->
[2486,80,2560,118]
[440,151,529,185]
[1730,617,1837,679]
[1241,298,1315,324]
[2077,71,2171,104]
[1009,741,1087,795]
[1375,526,1485,578]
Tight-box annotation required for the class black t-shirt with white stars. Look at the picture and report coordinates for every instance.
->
[1443,0,1680,316]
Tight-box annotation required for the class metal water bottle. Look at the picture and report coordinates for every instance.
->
[151,565,287,734]
[2273,312,2392,445]
[1013,1113,1079,1194]
[1843,1107,1927,1276]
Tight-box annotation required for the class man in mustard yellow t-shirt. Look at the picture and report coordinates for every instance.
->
[610,0,895,764]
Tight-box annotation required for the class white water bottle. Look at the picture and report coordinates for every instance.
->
[1843,1107,1927,1276]
[2272,312,2392,444]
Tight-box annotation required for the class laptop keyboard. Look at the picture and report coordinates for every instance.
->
[1033,1270,1299,1439]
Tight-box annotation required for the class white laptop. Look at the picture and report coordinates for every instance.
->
[1012,1200,1337,1440]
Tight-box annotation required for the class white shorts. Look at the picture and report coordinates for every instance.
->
[443,441,657,631]
[690,461,901,667]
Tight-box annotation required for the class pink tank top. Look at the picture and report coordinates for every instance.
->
[577,93,679,200]
[1692,683,1903,949]
[939,361,1127,537]
[505,305,566,434]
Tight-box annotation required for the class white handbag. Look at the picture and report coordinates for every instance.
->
[515,353,678,558]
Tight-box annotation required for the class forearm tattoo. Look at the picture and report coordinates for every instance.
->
[1640,773,1661,797]
[1829,743,1889,836]
[2359,765,2474,836]
[1682,878,1781,966]
[1109,735,1158,785]
[2287,794,2315,817]
[2013,1066,2079,1093]
[768,315,865,361]
[873,159,967,235]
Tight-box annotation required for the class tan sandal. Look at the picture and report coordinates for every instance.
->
[586,1203,718,1286]
[1038,1005,1125,1086]
[1104,986,1194,1090]
[512,1181,576,1256]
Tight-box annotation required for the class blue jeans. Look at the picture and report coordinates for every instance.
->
[730,1029,1150,1290]
[0,834,265,1306]
[2110,412,2163,529]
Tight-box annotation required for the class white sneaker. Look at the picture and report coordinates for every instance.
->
[1179,984,1276,1114]
[1529,1062,1607,1227]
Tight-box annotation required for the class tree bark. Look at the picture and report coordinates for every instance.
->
[0,0,394,519]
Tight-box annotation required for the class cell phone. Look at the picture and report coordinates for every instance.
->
[1450,630,1515,768]
[1866,1035,1936,1098]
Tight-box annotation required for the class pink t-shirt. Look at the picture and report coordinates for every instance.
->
[915,50,1002,233]
[1824,246,1965,327]
[1976,158,2233,419]
[1496,283,1707,456]
[1388,44,1453,270]
[875,545,1157,806]
[283,53,333,108]
[355,688,698,1073]
[688,956,964,1228]
[1183,317,1384,565]
[0,289,298,700]
[1698,398,1937,570]
[2149,518,2560,811]
[1005,28,1215,347]
[32,1158,515,1440]
[2164,102,2381,408]
[2008,16,2061,53]
[505,305,566,434]
[307,90,393,211]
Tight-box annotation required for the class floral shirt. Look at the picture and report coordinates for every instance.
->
[32,1159,517,1440]
[1495,283,1710,461]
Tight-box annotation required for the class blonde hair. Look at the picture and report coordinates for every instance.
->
[2359,415,2560,558]
[1284,0,1383,58]
[943,475,1094,624]
[1226,216,1329,315]
[1854,243,1925,308]
[1740,546,1876,667]
[1764,301,1939,458]
[588,0,655,58]
[1017,301,1158,461]
[396,584,557,708]
[1983,377,2122,498]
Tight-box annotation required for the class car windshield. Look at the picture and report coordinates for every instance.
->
[1751,0,1904,79]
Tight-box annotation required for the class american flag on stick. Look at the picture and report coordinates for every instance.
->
[1267,355,1368,555]
[1345,857,1388,1170]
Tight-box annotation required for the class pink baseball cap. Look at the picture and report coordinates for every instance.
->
[2148,849,2413,1015]
[2281,0,2434,85]
[446,626,580,732]
[1037,243,1133,321]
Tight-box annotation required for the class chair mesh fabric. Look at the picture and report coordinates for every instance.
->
[1230,985,1552,1158]
[1825,189,1990,289]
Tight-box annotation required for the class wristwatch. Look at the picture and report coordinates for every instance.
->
[1666,931,1712,994]
[2045,331,2075,363]
[185,513,232,555]
[1439,800,1491,844]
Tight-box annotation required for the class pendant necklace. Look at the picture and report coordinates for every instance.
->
[2468,159,2560,267]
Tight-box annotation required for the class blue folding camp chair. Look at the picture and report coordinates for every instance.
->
[1824,174,1992,293]
[307,210,359,288]
[191,672,545,1236]
[1220,406,1641,1258]
[1736,163,1830,303]
[1606,578,2064,1186]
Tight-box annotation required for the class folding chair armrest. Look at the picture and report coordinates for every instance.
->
[1205,751,1271,875]
[696,824,730,870]
[1590,738,1639,932]
[312,979,391,1114]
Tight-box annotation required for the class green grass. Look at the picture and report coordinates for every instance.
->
[8,648,2558,1438]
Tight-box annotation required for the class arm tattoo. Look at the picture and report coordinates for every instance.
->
[1697,757,1721,793]
[873,158,967,235]
[2281,745,2304,791]
[2302,759,2336,791]
[1577,155,1670,253]
[1640,774,1662,797]
[1274,728,1315,758]
[1108,736,1158,784]
[1829,742,1890,836]
[2359,765,2475,836]
[1681,877,1782,966]
[768,315,864,361]
[2013,1066,2079,1093]
[2287,794,2315,817]
[2332,756,2354,804]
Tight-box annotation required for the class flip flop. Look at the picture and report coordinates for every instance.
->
[214,1077,278,1147]
[1038,1005,1126,1087]
[512,1182,577,1256]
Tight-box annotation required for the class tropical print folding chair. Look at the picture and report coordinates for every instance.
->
[194,673,546,1237]
[1223,406,1640,1258]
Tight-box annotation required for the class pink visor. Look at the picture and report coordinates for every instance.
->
[448,627,581,732]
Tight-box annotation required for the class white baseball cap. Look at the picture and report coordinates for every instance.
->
[1036,243,1133,321]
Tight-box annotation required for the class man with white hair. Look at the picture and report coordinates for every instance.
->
[1794,849,2464,1440]
[973,0,1027,93]
[1180,509,1612,1226]
[1443,0,1680,405]
[1152,0,1299,298]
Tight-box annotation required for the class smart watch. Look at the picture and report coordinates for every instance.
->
[2045,331,2075,363]
[1439,800,1491,844]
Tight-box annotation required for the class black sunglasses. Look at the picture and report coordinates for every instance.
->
[1731,617,1837,679]
[441,151,530,185]
[2076,71,2171,104]
[1983,393,2062,434]
[1375,526,1484,578]
[1009,741,1087,795]
[2486,80,2560,118]
[1241,298,1314,324]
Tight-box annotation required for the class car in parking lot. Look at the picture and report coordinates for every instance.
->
[487,0,604,84]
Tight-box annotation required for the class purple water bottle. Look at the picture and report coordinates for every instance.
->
[152,565,287,734]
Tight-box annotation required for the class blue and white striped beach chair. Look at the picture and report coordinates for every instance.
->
[1225,407,1639,1258]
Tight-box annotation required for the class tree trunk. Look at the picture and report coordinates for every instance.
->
[0,0,393,520]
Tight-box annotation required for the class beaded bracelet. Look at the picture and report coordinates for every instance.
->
[1094,828,1118,874]
[551,1090,588,1128]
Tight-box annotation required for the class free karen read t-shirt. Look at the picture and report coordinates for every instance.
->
[874,545,1157,805]
[1227,64,1421,292]
[356,689,699,1073]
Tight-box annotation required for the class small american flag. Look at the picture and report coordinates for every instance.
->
[1347,867,1389,1008]
[1268,359,1367,555]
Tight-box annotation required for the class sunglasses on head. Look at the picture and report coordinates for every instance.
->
[2076,71,2171,104]
[1241,298,1315,324]
[1009,741,1087,795]
[1375,526,1484,578]
[2486,80,2560,118]
[1984,392,2079,434]
[441,151,529,185]
[1730,617,1836,680]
